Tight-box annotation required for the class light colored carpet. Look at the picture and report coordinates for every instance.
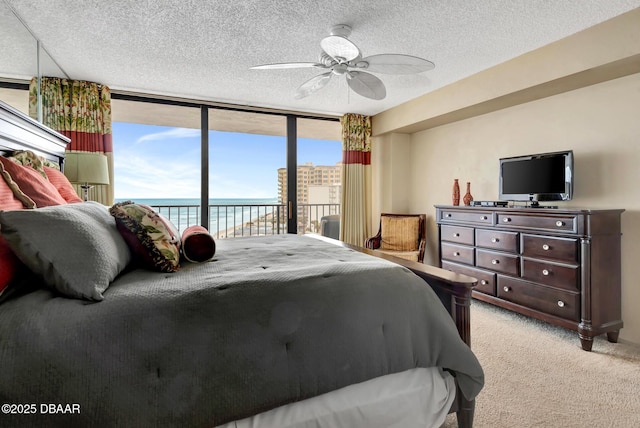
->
[441,300,640,428]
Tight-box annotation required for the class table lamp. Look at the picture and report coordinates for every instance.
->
[63,152,110,201]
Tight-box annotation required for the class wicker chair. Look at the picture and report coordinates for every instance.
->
[365,213,426,263]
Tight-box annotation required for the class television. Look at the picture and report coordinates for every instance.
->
[499,150,573,206]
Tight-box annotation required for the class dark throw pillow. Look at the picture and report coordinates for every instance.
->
[109,201,181,273]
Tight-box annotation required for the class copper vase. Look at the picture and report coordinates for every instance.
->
[452,179,460,206]
[463,182,473,206]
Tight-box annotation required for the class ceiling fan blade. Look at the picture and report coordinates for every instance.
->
[320,35,360,62]
[251,62,325,70]
[356,54,435,74]
[295,72,333,99]
[346,71,386,100]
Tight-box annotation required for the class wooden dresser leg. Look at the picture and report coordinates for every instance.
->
[578,322,594,351]
[457,398,475,428]
[579,335,593,351]
[607,330,620,343]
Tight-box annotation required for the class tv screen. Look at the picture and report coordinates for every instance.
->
[499,150,573,203]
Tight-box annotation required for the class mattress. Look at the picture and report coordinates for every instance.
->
[219,367,456,428]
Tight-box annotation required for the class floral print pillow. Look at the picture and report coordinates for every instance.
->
[8,150,59,179]
[109,201,181,272]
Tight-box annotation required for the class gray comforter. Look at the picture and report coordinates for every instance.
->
[0,234,483,427]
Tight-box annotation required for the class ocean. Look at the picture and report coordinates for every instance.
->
[114,198,282,237]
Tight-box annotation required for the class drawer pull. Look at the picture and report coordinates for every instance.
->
[503,286,511,292]
[480,215,488,220]
[453,233,460,237]
[491,259,499,265]
[491,238,499,243]
[542,244,550,251]
[453,252,460,257]
[480,280,488,285]
[556,220,564,227]
[446,213,452,218]
[542,269,550,276]
[557,300,565,308]
[503,217,511,223]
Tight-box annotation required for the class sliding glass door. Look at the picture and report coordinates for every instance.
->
[295,118,342,234]
[111,99,201,233]
[207,109,286,238]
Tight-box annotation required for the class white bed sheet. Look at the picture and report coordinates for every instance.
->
[218,367,456,428]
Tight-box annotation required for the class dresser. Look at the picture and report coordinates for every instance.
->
[435,205,624,351]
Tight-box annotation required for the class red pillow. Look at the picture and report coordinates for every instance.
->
[1,159,36,209]
[0,163,34,210]
[0,157,67,207]
[0,237,21,296]
[44,166,83,203]
[0,173,27,295]
[182,225,216,262]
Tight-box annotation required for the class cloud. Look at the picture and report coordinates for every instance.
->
[135,128,200,144]
[114,150,200,199]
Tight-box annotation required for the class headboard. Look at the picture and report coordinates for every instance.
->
[0,100,69,167]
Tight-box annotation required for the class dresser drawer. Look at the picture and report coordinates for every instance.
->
[439,209,494,226]
[476,249,519,276]
[441,225,474,245]
[521,258,579,291]
[521,234,579,263]
[441,243,474,265]
[497,276,580,321]
[442,261,496,296]
[476,229,518,252]
[496,213,577,233]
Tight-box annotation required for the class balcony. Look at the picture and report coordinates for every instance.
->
[153,202,340,238]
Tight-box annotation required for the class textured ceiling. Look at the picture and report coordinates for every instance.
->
[2,0,640,118]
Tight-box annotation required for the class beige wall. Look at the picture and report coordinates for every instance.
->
[371,9,640,345]
[371,132,412,225]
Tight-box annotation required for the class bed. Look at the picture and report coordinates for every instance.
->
[0,100,483,428]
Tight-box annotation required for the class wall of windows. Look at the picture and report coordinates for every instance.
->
[109,95,341,235]
[0,87,342,235]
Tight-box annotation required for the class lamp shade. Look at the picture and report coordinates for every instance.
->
[63,152,110,185]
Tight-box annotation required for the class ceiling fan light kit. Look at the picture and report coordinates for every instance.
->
[251,24,434,100]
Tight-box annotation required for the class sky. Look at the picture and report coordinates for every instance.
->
[112,122,342,200]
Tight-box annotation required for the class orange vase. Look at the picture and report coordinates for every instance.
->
[452,179,460,206]
[463,182,473,206]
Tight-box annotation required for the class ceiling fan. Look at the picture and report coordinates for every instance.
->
[250,24,435,100]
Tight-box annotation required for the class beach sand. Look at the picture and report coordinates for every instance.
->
[212,210,284,239]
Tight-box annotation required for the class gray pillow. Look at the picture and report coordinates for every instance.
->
[0,201,131,301]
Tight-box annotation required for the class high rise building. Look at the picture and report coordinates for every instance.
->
[277,162,342,205]
[278,162,342,233]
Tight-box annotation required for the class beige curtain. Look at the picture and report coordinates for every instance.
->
[339,113,372,246]
[29,77,114,205]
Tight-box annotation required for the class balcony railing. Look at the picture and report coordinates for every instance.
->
[152,203,340,238]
